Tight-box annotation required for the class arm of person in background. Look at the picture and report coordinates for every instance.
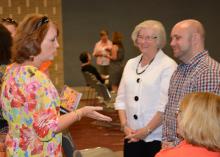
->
[107,45,118,60]
[92,43,103,57]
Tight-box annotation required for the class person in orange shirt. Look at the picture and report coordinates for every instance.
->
[39,60,52,77]
[156,92,220,157]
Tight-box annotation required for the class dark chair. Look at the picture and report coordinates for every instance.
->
[81,72,96,105]
[82,71,96,88]
[95,82,111,101]
[82,72,111,103]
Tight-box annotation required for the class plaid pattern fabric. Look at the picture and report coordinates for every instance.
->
[162,51,220,145]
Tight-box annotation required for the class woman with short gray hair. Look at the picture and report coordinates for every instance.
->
[114,20,177,157]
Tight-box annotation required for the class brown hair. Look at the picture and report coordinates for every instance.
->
[0,24,12,64]
[12,14,50,64]
[99,29,108,37]
[112,32,123,48]
[179,92,220,152]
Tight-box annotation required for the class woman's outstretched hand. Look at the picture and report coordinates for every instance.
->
[78,106,112,122]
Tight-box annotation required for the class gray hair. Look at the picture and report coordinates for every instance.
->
[131,20,167,49]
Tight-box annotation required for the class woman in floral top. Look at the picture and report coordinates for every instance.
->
[0,14,112,157]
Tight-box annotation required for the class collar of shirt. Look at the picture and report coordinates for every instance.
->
[178,50,208,70]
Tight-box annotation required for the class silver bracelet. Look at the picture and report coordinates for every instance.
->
[145,127,152,135]
[120,124,128,132]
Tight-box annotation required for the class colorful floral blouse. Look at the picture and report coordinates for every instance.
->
[0,64,62,157]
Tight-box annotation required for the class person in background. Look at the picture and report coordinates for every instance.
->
[79,51,105,84]
[156,92,220,157]
[1,17,18,38]
[107,32,125,93]
[93,29,112,78]
[39,60,52,77]
[0,14,112,156]
[114,20,177,157]
[162,19,220,149]
[0,24,13,134]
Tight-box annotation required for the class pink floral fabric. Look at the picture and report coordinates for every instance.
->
[0,64,62,157]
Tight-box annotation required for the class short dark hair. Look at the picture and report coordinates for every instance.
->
[112,32,123,48]
[0,24,12,65]
[79,52,89,63]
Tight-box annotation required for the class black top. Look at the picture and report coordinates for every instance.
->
[81,64,104,83]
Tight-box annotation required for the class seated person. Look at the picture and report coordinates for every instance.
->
[156,92,220,157]
[79,51,104,84]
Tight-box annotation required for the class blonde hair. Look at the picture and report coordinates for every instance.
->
[131,20,166,49]
[179,92,220,151]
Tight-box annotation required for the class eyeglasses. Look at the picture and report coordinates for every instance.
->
[34,16,49,30]
[2,17,18,26]
[137,35,157,41]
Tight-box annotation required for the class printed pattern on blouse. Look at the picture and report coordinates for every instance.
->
[0,64,62,157]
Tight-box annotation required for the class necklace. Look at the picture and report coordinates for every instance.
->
[136,56,154,75]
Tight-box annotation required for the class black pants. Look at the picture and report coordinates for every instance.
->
[124,139,161,157]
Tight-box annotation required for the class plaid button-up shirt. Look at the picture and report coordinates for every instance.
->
[162,50,220,145]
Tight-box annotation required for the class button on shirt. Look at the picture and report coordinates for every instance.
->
[162,51,220,145]
[115,50,177,142]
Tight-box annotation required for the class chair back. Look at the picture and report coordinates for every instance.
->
[82,72,99,88]
[82,72,111,101]
[96,82,111,101]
